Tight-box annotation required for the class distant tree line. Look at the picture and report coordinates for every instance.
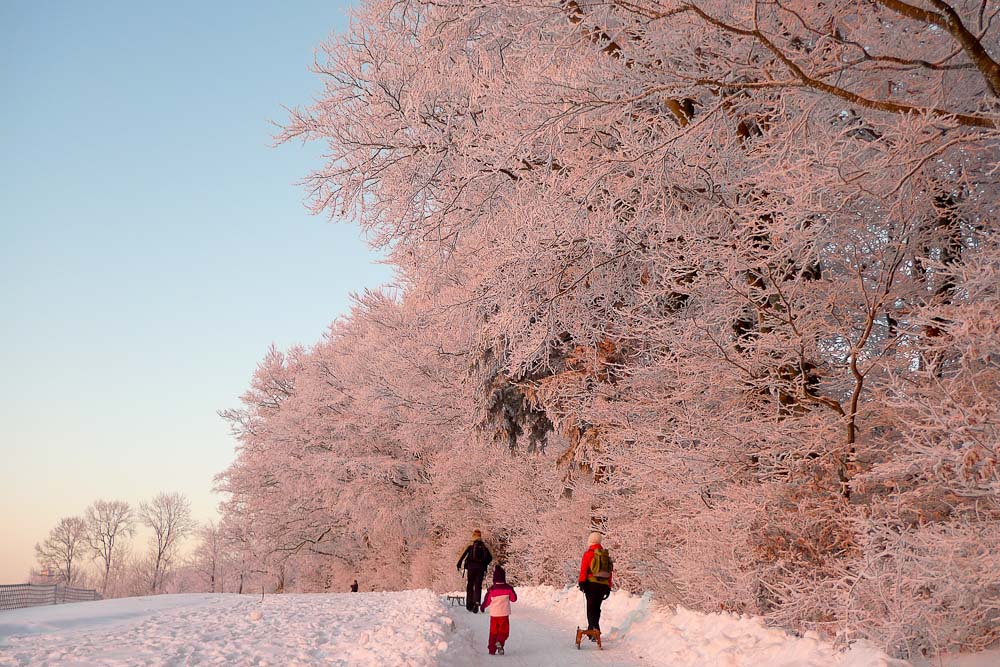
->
[31,492,297,598]
[32,492,205,597]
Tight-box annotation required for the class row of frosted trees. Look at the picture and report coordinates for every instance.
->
[217,0,1000,658]
[33,494,202,597]
[32,494,263,597]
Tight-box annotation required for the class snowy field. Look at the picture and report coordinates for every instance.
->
[0,592,451,667]
[0,587,995,666]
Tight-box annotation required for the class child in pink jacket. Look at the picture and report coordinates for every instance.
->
[481,565,517,655]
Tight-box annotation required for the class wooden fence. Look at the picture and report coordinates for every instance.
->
[0,583,102,611]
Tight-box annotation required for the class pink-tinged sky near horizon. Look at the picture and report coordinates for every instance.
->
[0,0,390,583]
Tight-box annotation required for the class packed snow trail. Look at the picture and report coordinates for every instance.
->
[441,597,639,667]
[447,586,912,667]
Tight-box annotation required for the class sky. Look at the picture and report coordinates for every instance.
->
[0,1,391,583]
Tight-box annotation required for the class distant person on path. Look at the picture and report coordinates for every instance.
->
[456,529,492,613]
[481,564,517,655]
[578,531,613,636]
[350,579,359,593]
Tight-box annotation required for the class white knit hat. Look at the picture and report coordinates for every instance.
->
[588,531,603,546]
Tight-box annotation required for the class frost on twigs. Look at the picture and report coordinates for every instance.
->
[220,0,1000,658]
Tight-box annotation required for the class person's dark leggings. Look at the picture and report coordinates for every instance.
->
[583,582,610,631]
[466,567,486,611]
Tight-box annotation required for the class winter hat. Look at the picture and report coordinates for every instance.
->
[588,531,603,546]
[492,565,506,584]
[472,529,482,540]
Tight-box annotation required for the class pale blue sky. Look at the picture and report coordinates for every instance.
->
[0,1,389,582]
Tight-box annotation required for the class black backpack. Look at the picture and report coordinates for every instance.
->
[469,541,488,565]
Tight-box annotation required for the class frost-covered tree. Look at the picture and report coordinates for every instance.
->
[139,492,195,593]
[220,0,999,657]
[35,516,88,586]
[190,521,228,593]
[85,499,134,596]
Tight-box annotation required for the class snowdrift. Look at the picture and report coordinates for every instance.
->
[516,585,911,667]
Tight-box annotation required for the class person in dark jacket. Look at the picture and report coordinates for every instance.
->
[350,579,359,592]
[578,531,612,634]
[457,529,493,612]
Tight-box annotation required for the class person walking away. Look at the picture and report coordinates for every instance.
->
[578,531,613,637]
[457,529,493,612]
[481,565,517,655]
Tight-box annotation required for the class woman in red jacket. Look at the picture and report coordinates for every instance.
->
[578,531,612,635]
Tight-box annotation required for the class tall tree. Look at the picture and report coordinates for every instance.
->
[85,499,134,596]
[35,516,88,586]
[139,492,195,593]
[190,521,226,593]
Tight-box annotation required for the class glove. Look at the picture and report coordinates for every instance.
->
[602,590,610,600]
[578,582,586,592]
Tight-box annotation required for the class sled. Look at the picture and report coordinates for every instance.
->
[446,594,466,606]
[575,627,602,649]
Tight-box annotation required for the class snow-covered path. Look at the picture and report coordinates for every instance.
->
[441,599,637,666]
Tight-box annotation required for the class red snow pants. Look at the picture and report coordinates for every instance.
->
[488,615,510,653]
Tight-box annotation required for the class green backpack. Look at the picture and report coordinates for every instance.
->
[587,548,613,584]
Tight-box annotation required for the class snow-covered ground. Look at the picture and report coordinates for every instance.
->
[465,586,906,667]
[0,587,994,666]
[0,591,452,666]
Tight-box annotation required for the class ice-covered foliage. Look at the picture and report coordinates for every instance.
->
[218,0,1000,657]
